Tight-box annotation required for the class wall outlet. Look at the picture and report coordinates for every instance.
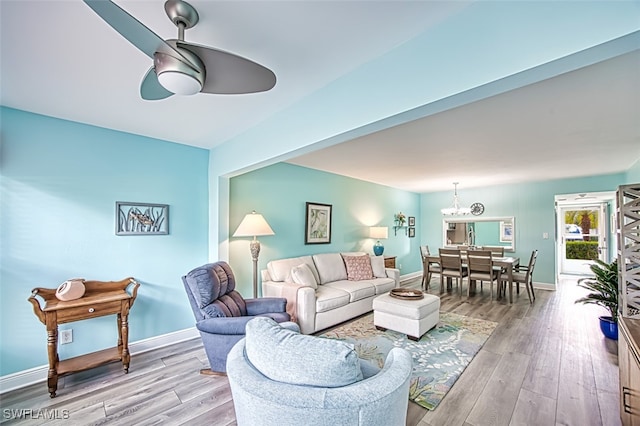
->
[60,329,73,345]
[543,232,549,239]
[398,263,402,270]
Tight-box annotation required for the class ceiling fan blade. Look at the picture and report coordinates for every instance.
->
[140,68,174,101]
[176,41,276,94]
[83,0,194,65]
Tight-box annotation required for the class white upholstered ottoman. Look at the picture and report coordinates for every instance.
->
[373,292,440,341]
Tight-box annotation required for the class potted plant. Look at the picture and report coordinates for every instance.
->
[575,259,619,340]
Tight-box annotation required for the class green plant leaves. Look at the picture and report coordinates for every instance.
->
[575,259,619,322]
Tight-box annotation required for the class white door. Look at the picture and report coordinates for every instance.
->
[558,203,608,275]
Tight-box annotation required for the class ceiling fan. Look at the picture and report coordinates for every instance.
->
[83,0,276,100]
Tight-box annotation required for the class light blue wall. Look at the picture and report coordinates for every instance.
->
[0,107,209,376]
[420,173,626,285]
[228,163,421,295]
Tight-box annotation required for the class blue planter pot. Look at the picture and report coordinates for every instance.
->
[599,316,618,340]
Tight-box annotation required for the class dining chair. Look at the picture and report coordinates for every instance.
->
[466,249,501,300]
[507,249,538,303]
[481,246,505,258]
[420,245,440,290]
[439,248,468,296]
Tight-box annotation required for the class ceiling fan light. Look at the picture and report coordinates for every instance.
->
[154,49,205,96]
[157,71,202,95]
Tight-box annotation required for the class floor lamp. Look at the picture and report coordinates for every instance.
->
[232,211,275,298]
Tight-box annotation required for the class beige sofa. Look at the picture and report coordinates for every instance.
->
[261,252,399,334]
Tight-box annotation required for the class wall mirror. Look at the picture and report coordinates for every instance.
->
[442,216,516,252]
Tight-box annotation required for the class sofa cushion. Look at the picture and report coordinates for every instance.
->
[267,256,319,283]
[290,263,318,289]
[315,286,351,313]
[245,317,363,387]
[312,253,348,284]
[370,255,387,278]
[370,277,396,294]
[342,254,374,281]
[324,280,376,302]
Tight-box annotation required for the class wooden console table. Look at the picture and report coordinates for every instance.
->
[28,277,140,397]
[384,256,397,269]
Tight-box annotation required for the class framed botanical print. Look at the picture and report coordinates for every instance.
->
[305,202,332,244]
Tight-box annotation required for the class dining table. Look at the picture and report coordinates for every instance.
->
[426,254,520,303]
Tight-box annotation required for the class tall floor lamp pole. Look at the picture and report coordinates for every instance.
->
[248,237,261,297]
[233,211,275,298]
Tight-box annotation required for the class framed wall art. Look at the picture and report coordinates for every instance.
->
[305,202,332,244]
[408,227,416,238]
[116,202,169,235]
[408,216,415,227]
[499,221,513,243]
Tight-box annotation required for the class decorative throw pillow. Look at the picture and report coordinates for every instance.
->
[290,263,318,289]
[369,255,387,278]
[245,317,363,387]
[342,254,374,281]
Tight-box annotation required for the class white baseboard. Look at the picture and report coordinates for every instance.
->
[400,271,422,283]
[532,281,556,291]
[0,327,199,394]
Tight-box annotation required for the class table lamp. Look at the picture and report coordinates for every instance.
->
[233,210,275,298]
[370,226,388,256]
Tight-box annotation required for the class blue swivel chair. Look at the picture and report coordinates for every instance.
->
[182,261,290,375]
[227,317,413,426]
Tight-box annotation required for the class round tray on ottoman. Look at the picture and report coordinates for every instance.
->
[389,287,424,300]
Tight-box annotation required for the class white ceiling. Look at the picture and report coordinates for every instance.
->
[1,1,639,193]
[288,50,640,192]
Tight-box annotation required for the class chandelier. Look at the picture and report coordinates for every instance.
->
[441,182,472,216]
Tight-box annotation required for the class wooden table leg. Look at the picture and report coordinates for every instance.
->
[119,312,131,373]
[508,264,515,303]
[46,319,58,398]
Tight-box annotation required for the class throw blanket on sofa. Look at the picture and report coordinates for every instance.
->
[281,284,299,323]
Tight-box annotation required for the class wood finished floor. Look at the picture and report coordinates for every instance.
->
[0,275,620,426]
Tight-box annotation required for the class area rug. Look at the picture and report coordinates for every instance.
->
[320,312,497,410]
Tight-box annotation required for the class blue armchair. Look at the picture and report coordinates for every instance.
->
[227,317,413,426]
[182,261,290,375]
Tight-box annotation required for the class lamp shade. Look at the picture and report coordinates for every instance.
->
[233,211,275,237]
[369,226,388,239]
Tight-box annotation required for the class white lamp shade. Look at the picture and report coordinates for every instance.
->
[369,226,388,239]
[233,211,275,237]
